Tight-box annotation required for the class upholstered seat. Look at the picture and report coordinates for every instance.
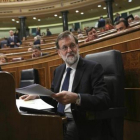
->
[85,50,126,140]
[20,68,39,88]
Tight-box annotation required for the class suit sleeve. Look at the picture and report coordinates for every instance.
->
[16,37,21,46]
[7,38,10,47]
[78,64,111,111]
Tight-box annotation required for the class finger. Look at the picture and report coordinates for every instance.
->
[24,95,33,101]
[19,95,28,100]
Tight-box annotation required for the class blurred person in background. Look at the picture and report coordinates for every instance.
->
[104,18,114,31]
[0,54,8,64]
[115,20,129,32]
[98,16,105,28]
[134,15,140,21]
[0,37,7,49]
[46,28,52,36]
[114,13,121,23]
[34,35,41,45]
[128,17,133,24]
[32,45,49,58]
[36,27,41,36]
[7,30,21,48]
[85,27,98,42]
[14,30,19,38]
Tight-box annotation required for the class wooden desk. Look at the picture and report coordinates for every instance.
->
[0,72,63,140]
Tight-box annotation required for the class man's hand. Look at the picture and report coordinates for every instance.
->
[19,94,39,101]
[10,42,14,45]
[51,91,78,105]
[16,43,20,46]
[32,53,35,58]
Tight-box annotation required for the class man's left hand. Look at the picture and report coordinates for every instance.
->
[51,91,78,105]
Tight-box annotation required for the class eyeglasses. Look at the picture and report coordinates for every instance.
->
[59,43,77,52]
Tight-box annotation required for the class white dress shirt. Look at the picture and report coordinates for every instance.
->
[59,57,79,115]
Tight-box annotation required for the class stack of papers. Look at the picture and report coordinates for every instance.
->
[16,99,54,111]
[16,84,54,96]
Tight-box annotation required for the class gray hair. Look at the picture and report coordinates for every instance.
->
[55,31,78,49]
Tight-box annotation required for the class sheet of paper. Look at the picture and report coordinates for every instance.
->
[16,84,54,96]
[16,99,54,110]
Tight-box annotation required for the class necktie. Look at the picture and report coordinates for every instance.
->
[57,67,72,115]
[11,36,14,41]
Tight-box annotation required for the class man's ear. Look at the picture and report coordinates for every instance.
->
[57,50,62,57]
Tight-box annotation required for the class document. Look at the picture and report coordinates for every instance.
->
[16,99,54,110]
[16,84,54,96]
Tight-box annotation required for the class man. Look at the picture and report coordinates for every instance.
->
[98,16,105,28]
[20,31,110,140]
[7,30,21,48]
[0,37,7,48]
[32,45,49,58]
[134,15,140,21]
[128,17,133,24]
[85,27,98,42]
[115,20,129,32]
[0,54,8,64]
[33,36,41,45]
[114,13,121,23]
[46,28,52,36]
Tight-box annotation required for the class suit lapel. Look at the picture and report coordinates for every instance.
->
[72,57,85,92]
[55,64,66,92]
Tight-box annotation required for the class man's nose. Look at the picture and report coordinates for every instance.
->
[67,46,72,52]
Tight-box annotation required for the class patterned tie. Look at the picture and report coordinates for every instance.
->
[57,67,72,115]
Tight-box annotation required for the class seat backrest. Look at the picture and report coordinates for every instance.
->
[85,50,125,140]
[20,68,39,88]
[85,50,125,108]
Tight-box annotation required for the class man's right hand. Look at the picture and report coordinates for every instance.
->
[10,42,14,45]
[19,95,39,101]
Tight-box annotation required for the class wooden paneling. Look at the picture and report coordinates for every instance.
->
[124,120,140,140]
[0,72,63,140]
[37,67,46,87]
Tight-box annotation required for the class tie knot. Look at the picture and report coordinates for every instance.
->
[67,67,72,73]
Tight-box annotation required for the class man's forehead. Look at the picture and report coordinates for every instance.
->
[92,28,96,31]
[58,36,75,44]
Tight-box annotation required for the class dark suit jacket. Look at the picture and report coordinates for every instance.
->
[42,57,110,140]
[0,40,7,48]
[46,31,52,36]
[7,36,20,48]
[98,18,105,28]
[41,53,49,56]
[34,40,40,45]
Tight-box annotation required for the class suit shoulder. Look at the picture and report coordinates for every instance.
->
[55,63,65,71]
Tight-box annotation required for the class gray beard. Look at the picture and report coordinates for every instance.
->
[62,52,79,66]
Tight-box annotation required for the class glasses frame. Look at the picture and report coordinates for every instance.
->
[58,43,78,52]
